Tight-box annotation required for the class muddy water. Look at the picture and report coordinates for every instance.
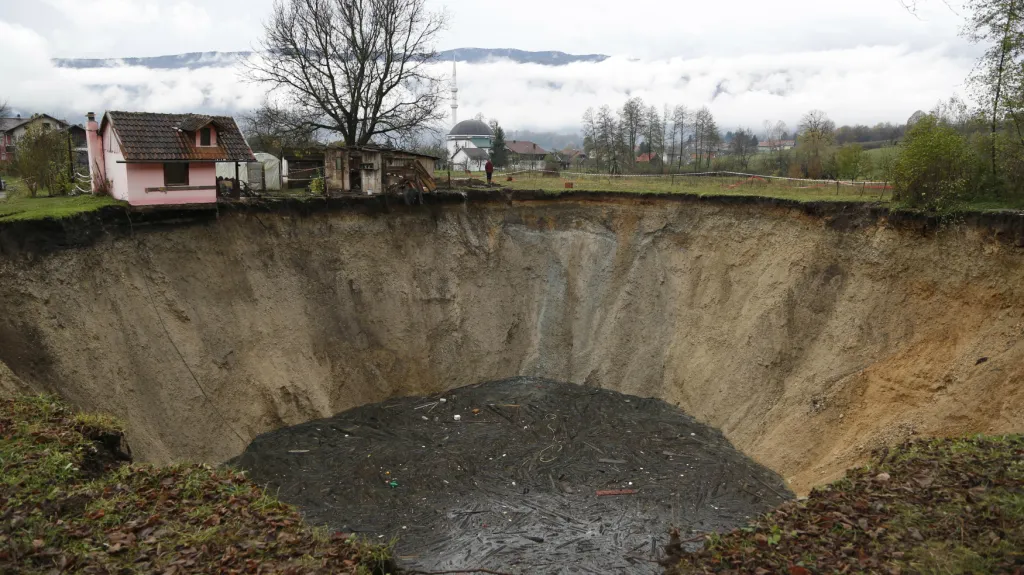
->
[234,378,791,573]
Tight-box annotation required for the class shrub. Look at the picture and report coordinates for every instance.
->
[891,116,980,210]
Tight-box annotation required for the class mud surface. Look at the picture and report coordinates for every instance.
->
[235,378,791,573]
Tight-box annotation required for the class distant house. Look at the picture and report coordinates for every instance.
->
[757,140,795,152]
[86,111,255,206]
[452,146,490,172]
[635,152,660,163]
[0,114,87,166]
[506,140,547,171]
[559,148,587,169]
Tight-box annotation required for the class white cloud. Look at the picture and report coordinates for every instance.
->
[0,19,974,134]
[41,0,161,26]
[449,45,974,131]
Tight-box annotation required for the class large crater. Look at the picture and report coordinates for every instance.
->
[0,196,1021,513]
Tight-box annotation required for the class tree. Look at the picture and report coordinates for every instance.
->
[249,0,447,146]
[964,0,1024,176]
[797,110,836,178]
[692,107,719,170]
[762,120,789,175]
[489,120,509,168]
[0,100,8,120]
[14,123,72,197]
[595,105,621,172]
[241,102,320,153]
[619,97,646,167]
[730,128,758,170]
[642,105,664,166]
[670,105,688,170]
[836,143,865,180]
[892,114,980,208]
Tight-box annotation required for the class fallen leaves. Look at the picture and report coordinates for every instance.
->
[669,435,1024,574]
[1,394,393,575]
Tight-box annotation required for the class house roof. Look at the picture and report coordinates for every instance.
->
[102,111,255,162]
[0,117,29,133]
[506,140,547,156]
[636,153,658,162]
[459,147,490,160]
[0,114,69,134]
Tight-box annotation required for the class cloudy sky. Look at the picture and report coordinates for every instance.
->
[0,0,980,133]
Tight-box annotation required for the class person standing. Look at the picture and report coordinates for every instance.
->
[485,159,494,185]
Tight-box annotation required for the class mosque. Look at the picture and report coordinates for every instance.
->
[445,60,494,171]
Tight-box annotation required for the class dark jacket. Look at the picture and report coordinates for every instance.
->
[485,161,494,173]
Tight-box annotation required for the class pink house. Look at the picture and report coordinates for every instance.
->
[86,111,255,206]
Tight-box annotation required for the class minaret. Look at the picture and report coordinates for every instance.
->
[451,55,459,128]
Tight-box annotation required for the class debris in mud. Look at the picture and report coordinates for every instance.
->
[234,377,792,574]
[668,435,1024,574]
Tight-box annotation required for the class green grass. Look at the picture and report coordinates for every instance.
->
[0,178,122,222]
[500,174,893,203]
[0,394,393,574]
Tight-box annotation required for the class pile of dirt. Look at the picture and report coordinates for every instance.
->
[234,378,792,573]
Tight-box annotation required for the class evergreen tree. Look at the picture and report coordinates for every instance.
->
[489,121,509,168]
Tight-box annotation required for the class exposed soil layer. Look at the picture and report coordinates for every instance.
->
[235,378,792,574]
[1,196,1023,496]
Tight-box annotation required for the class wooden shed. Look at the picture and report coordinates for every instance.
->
[280,145,437,195]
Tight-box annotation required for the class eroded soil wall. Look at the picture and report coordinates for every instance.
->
[1,198,1022,492]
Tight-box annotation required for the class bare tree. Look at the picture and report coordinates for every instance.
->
[0,100,8,119]
[797,110,836,178]
[672,105,689,171]
[619,97,646,167]
[730,128,758,170]
[582,107,599,170]
[642,105,663,165]
[596,105,622,173]
[249,0,447,146]
[762,119,788,174]
[241,101,320,153]
[965,0,1024,174]
[692,107,719,170]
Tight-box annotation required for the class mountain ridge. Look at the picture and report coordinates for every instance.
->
[53,48,609,70]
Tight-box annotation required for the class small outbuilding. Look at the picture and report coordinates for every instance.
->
[281,145,437,195]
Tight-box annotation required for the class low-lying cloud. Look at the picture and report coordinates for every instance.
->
[1,18,975,133]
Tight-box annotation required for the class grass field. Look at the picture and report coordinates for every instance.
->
[491,173,894,203]
[0,177,122,222]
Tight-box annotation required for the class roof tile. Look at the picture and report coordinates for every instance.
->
[103,112,255,163]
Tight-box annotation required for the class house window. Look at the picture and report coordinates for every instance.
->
[164,163,189,186]
[199,128,211,146]
[335,156,343,171]
[42,122,51,130]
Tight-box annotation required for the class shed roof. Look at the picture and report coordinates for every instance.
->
[102,111,255,162]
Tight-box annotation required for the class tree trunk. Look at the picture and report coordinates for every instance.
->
[991,0,1017,176]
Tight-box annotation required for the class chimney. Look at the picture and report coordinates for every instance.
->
[85,112,105,194]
